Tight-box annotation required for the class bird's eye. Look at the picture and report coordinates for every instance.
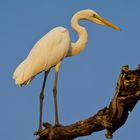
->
[93,14,96,17]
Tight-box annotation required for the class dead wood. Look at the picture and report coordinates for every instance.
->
[35,64,140,140]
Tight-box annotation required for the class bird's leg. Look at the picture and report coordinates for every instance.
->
[39,70,50,131]
[53,62,61,126]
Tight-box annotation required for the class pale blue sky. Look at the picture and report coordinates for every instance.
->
[0,0,140,140]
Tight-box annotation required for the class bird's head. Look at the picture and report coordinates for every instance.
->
[79,9,121,30]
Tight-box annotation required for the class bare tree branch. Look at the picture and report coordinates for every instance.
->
[35,64,140,140]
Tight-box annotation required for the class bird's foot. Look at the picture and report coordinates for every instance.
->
[43,122,53,128]
[54,123,64,128]
[34,128,44,136]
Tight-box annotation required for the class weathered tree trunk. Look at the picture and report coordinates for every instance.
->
[35,65,140,140]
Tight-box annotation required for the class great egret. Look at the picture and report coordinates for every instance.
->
[13,9,120,131]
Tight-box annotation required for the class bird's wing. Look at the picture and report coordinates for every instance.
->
[13,27,70,85]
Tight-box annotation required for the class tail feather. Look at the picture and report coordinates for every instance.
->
[13,60,33,86]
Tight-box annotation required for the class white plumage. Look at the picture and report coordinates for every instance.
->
[13,27,70,85]
[13,9,120,130]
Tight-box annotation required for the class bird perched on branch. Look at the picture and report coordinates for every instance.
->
[13,9,120,132]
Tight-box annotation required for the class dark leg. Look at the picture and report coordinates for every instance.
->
[53,62,61,126]
[39,70,50,131]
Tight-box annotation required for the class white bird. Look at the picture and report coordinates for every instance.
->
[13,9,120,131]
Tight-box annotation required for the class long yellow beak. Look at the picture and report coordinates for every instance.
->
[96,15,121,30]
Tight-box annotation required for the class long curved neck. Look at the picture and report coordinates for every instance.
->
[66,12,88,57]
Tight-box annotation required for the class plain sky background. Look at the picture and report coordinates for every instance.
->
[0,0,140,140]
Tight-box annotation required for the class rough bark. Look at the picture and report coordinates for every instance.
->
[35,64,140,140]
